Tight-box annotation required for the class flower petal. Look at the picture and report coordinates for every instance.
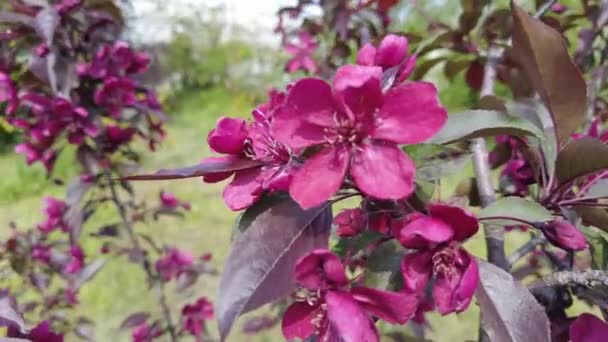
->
[428,203,479,242]
[222,168,263,211]
[281,302,318,341]
[400,250,433,295]
[570,313,608,342]
[351,143,415,200]
[356,44,377,66]
[350,287,418,324]
[271,78,334,148]
[295,249,348,289]
[326,291,379,342]
[333,65,383,119]
[541,218,587,252]
[290,146,348,209]
[207,117,248,154]
[433,249,479,315]
[398,215,455,249]
[375,34,409,69]
[373,82,447,144]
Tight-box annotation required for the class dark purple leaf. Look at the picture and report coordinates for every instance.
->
[217,197,332,340]
[555,137,608,185]
[34,7,59,45]
[511,3,587,147]
[0,11,35,25]
[119,312,150,330]
[74,259,106,288]
[0,291,26,333]
[242,316,276,334]
[476,260,551,342]
[122,159,262,181]
[575,206,608,232]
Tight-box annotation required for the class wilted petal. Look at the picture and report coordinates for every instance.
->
[570,313,608,342]
[541,218,587,251]
[326,291,379,342]
[290,146,348,209]
[373,82,447,144]
[295,249,348,289]
[433,249,479,315]
[271,78,334,149]
[400,250,433,295]
[351,143,415,201]
[207,117,248,154]
[356,44,377,66]
[375,34,408,69]
[398,215,455,249]
[350,287,417,324]
[428,203,479,242]
[282,301,318,341]
[222,168,263,211]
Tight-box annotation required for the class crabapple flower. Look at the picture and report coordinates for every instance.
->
[182,297,214,337]
[155,248,194,281]
[334,208,366,237]
[94,77,137,117]
[357,34,416,85]
[272,64,447,209]
[38,197,69,233]
[285,32,318,74]
[282,249,417,342]
[570,313,608,342]
[63,245,85,274]
[160,191,191,210]
[537,219,587,252]
[86,42,150,79]
[131,322,162,342]
[397,203,480,315]
[32,244,52,264]
[499,153,535,196]
[0,71,18,114]
[7,320,63,342]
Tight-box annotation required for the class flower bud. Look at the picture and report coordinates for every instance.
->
[540,219,587,251]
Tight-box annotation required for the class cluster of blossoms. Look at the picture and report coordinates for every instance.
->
[490,135,535,197]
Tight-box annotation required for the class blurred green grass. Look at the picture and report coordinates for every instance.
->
[0,87,596,342]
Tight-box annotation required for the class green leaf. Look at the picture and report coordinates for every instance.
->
[580,226,608,269]
[332,231,384,258]
[479,197,553,225]
[555,137,608,185]
[404,144,471,181]
[511,3,587,147]
[364,240,404,290]
[586,179,608,199]
[429,110,544,144]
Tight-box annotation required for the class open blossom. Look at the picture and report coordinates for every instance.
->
[38,197,69,233]
[84,41,150,79]
[155,248,194,281]
[285,32,318,74]
[7,320,63,342]
[537,218,587,252]
[397,203,479,315]
[94,77,137,117]
[271,63,446,209]
[570,313,608,342]
[282,249,417,342]
[201,90,294,210]
[182,297,214,337]
[357,34,416,85]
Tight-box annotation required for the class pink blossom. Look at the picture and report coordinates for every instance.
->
[94,77,137,117]
[131,322,162,342]
[285,32,318,74]
[63,245,85,274]
[282,249,417,342]
[159,191,190,210]
[38,197,69,233]
[538,218,587,251]
[0,71,18,114]
[102,124,136,152]
[155,248,195,281]
[334,208,366,237]
[271,64,446,209]
[31,244,51,264]
[7,320,63,342]
[182,297,214,337]
[86,42,150,79]
[397,203,479,315]
[551,3,567,14]
[570,313,608,342]
[357,34,416,85]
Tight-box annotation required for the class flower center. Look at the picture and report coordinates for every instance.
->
[431,242,461,279]
[324,112,366,146]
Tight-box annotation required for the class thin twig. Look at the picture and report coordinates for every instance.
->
[479,216,536,227]
[506,235,546,269]
[530,270,608,289]
[108,178,178,342]
[533,0,558,19]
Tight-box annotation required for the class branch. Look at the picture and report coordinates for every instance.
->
[534,0,558,19]
[507,235,546,269]
[530,270,608,289]
[108,178,178,342]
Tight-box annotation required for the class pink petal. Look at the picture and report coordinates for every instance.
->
[400,250,433,295]
[198,155,242,183]
[542,219,588,252]
[398,215,455,249]
[326,291,380,342]
[295,249,348,289]
[290,146,348,209]
[351,143,415,200]
[373,82,447,144]
[281,301,318,341]
[271,78,333,149]
[428,203,479,242]
[286,58,302,73]
[375,34,409,69]
[356,43,377,66]
[333,65,383,119]
[570,313,608,342]
[350,287,418,324]
[433,249,479,315]
[222,168,263,211]
[397,54,417,82]
[207,117,248,154]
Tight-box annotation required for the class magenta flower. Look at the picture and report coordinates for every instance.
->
[7,320,63,342]
[271,64,446,209]
[102,124,136,152]
[500,153,535,196]
[15,142,57,172]
[159,191,191,210]
[285,32,318,74]
[282,249,417,342]
[200,90,294,210]
[397,203,480,315]
[357,34,417,85]
[94,77,137,117]
[537,218,587,252]
[181,297,214,337]
[38,197,69,233]
[31,243,52,264]
[155,248,195,281]
[334,208,366,237]
[0,71,18,114]
[131,322,162,342]
[87,42,150,79]
[63,245,85,274]
[570,313,608,342]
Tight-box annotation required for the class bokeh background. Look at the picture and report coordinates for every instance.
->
[0,0,594,341]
